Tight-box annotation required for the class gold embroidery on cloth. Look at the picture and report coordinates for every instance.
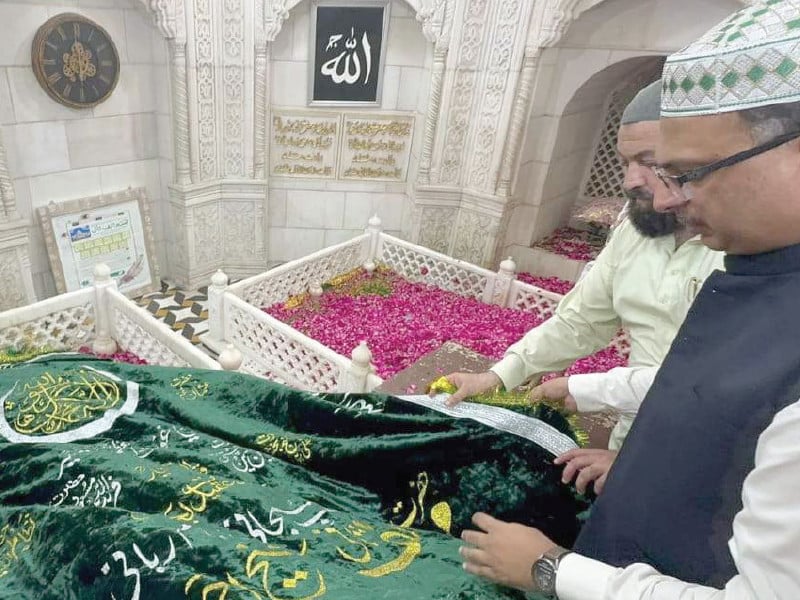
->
[391,472,453,534]
[255,434,312,465]
[0,513,36,579]
[11,370,120,435]
[164,476,236,523]
[170,374,210,400]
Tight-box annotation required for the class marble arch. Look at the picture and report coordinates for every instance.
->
[494,0,750,268]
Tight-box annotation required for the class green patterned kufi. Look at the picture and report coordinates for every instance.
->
[662,0,800,117]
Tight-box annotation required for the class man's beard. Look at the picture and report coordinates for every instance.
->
[625,188,683,238]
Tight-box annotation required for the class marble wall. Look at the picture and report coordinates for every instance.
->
[0,0,170,299]
[267,0,431,265]
[498,0,744,272]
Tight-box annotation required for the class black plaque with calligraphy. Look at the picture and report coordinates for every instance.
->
[31,13,120,109]
[310,1,389,105]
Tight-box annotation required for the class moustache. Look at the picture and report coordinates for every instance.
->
[624,188,654,204]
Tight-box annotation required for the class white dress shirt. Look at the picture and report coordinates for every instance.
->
[568,367,658,448]
[556,398,800,600]
[490,219,724,449]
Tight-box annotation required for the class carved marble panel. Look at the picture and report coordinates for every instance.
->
[222,0,245,177]
[194,0,218,180]
[437,0,489,185]
[192,202,222,266]
[417,206,456,255]
[224,200,260,261]
[452,208,497,266]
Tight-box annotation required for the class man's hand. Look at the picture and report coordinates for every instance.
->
[444,371,502,407]
[460,512,556,591]
[529,376,578,412]
[554,448,618,495]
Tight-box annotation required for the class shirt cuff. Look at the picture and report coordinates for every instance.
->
[489,355,527,391]
[556,553,617,600]
[567,373,609,413]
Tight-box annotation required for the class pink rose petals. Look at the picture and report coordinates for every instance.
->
[79,346,149,365]
[264,268,628,380]
[533,227,605,262]
[516,273,575,296]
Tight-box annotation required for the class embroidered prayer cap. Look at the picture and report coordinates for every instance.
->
[621,79,662,124]
[662,0,800,117]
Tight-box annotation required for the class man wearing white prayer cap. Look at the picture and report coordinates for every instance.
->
[445,79,723,455]
[459,2,800,598]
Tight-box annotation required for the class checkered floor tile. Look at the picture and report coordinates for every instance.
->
[136,283,210,346]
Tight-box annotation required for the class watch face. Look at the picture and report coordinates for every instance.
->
[534,561,557,593]
[32,13,120,109]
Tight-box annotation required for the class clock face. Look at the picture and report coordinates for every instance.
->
[31,13,120,109]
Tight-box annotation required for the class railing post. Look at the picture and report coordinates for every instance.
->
[339,341,376,393]
[364,214,382,271]
[489,256,516,307]
[91,263,118,355]
[218,343,243,371]
[206,270,229,349]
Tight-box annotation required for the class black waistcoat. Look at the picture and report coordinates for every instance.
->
[573,243,800,587]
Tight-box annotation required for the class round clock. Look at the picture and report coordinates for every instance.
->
[31,13,120,109]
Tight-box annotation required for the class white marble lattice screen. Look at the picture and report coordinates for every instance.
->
[580,61,666,202]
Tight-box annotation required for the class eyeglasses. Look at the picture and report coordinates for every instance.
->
[652,129,800,197]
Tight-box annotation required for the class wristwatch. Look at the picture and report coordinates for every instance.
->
[530,546,571,598]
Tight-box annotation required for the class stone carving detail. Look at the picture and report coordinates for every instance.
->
[416,0,449,44]
[467,0,522,191]
[496,50,538,197]
[264,0,290,42]
[437,0,489,185]
[137,0,187,42]
[452,209,497,265]
[194,0,218,180]
[0,248,29,310]
[0,130,16,218]
[417,207,456,255]
[224,201,259,259]
[193,203,222,266]
[417,47,446,185]
[170,204,188,270]
[223,0,245,177]
[170,41,191,184]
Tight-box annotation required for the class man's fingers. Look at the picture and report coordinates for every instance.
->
[471,512,502,532]
[445,390,466,407]
[460,528,489,547]
[459,545,491,567]
[560,455,600,483]
[575,464,603,495]
[528,386,544,402]
[595,472,609,495]
[462,560,494,580]
[555,448,610,464]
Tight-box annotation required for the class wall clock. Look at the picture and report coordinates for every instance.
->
[31,13,120,109]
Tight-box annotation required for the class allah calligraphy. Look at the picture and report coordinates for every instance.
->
[320,28,372,86]
[311,3,389,104]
